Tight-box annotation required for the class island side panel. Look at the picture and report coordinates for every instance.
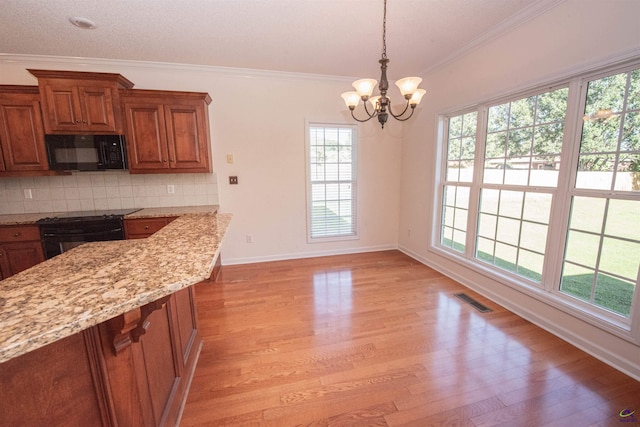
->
[0,328,111,426]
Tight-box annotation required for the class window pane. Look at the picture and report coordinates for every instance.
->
[522,193,552,224]
[520,222,547,253]
[560,263,594,303]
[599,238,640,281]
[486,132,507,158]
[564,230,600,267]
[478,213,497,239]
[594,274,634,316]
[509,96,536,129]
[605,199,640,241]
[628,69,640,110]
[568,197,606,233]
[517,249,544,282]
[536,88,568,124]
[584,72,627,114]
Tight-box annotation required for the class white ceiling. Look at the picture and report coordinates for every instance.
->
[0,0,558,80]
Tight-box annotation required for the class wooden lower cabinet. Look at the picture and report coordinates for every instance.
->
[124,217,178,239]
[0,286,201,427]
[0,225,45,279]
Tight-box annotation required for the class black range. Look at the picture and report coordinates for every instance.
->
[37,209,141,259]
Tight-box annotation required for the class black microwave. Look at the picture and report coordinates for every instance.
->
[45,134,128,171]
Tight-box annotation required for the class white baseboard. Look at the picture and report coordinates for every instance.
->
[221,244,398,266]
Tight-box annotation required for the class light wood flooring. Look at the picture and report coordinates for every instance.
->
[180,250,640,426]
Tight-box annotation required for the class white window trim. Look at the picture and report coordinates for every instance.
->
[305,121,359,243]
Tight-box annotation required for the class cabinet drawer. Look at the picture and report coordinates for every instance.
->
[0,225,41,243]
[124,217,177,239]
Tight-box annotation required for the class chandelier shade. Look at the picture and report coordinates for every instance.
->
[341,0,425,128]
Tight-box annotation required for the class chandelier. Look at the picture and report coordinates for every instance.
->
[341,0,426,129]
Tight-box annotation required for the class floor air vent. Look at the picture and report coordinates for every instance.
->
[454,293,493,313]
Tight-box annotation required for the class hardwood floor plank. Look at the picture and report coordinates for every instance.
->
[179,251,639,426]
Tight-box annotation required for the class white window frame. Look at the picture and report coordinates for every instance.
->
[305,121,358,243]
[432,58,640,344]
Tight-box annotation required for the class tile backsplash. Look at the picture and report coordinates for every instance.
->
[0,172,219,214]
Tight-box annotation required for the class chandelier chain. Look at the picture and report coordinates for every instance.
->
[382,0,387,59]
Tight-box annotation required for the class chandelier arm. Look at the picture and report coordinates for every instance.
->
[363,99,377,117]
[387,99,411,119]
[349,108,377,123]
[390,105,417,122]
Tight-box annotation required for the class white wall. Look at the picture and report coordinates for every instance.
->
[0,55,402,263]
[399,0,640,379]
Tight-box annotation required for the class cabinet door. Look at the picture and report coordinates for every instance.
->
[123,101,171,172]
[0,140,5,172]
[0,247,8,279]
[41,83,120,133]
[164,102,211,172]
[169,287,198,370]
[0,241,45,278]
[78,84,119,133]
[136,302,181,426]
[40,82,84,132]
[0,93,48,172]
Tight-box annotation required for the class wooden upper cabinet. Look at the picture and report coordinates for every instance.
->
[0,86,49,174]
[28,69,134,134]
[122,90,212,174]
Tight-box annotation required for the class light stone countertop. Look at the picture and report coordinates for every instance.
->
[0,211,231,363]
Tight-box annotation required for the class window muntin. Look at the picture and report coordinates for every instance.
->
[307,124,357,240]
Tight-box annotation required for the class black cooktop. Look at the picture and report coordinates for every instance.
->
[36,208,141,224]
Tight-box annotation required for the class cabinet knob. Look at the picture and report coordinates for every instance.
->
[144,226,150,230]
[170,158,175,163]
[13,232,20,237]
[163,159,168,163]
[75,120,81,124]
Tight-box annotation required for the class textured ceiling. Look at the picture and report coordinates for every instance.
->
[0,0,557,79]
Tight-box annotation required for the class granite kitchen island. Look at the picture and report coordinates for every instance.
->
[0,211,231,426]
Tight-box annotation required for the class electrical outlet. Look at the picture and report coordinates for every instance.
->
[167,184,175,194]
[229,176,238,185]
[246,234,253,243]
[24,189,33,199]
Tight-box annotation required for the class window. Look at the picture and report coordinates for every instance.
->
[436,61,640,336]
[306,123,357,240]
[560,69,640,317]
[477,88,567,283]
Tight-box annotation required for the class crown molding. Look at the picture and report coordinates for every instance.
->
[0,53,354,83]
[421,0,567,75]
